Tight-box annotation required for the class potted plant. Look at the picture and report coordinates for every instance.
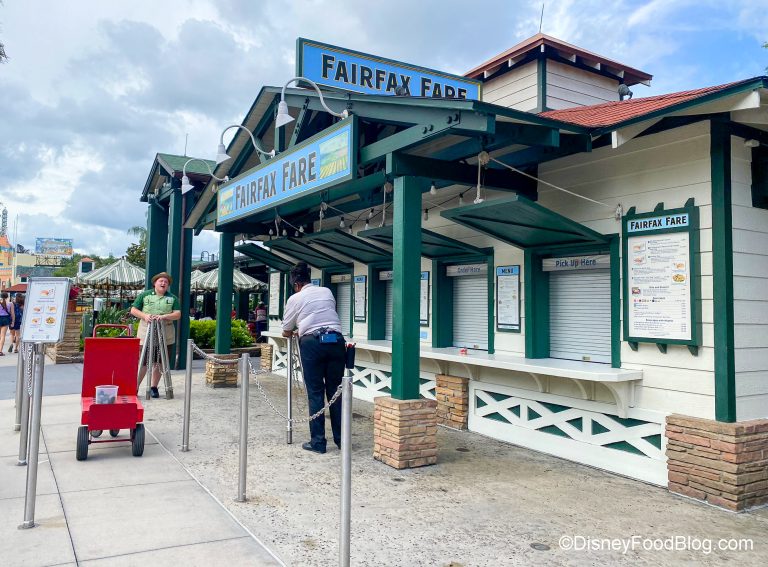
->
[68,285,81,312]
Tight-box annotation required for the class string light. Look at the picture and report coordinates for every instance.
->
[430,182,437,195]
[459,192,465,206]
[339,217,345,229]
[423,209,429,221]
[282,229,287,236]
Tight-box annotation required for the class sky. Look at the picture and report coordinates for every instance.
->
[0,0,766,260]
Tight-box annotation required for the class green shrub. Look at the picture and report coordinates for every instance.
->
[189,319,254,349]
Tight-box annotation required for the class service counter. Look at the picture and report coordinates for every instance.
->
[261,331,643,418]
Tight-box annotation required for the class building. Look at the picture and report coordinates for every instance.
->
[165,34,767,511]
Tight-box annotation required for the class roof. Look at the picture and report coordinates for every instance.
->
[157,153,216,176]
[540,77,768,131]
[465,33,652,86]
[3,283,27,293]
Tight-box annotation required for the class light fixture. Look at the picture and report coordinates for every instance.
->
[368,208,374,219]
[459,192,465,206]
[430,182,437,195]
[339,217,345,229]
[268,228,274,236]
[276,77,349,128]
[181,158,228,194]
[423,209,429,221]
[364,220,370,230]
[299,225,305,233]
[282,229,287,236]
[216,124,275,164]
[744,139,760,148]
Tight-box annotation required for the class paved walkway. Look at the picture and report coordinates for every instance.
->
[0,352,283,567]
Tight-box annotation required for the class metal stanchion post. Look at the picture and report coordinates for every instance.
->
[17,349,32,465]
[339,373,353,566]
[236,353,249,502]
[20,343,45,529]
[14,349,25,431]
[286,337,294,445]
[181,339,193,452]
[339,345,354,567]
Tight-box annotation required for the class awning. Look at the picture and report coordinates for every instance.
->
[235,243,295,272]
[303,229,391,263]
[265,237,350,270]
[359,226,487,259]
[441,194,609,248]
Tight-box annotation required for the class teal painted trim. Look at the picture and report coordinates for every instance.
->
[751,145,768,209]
[367,262,390,340]
[486,253,495,354]
[146,200,169,287]
[215,233,235,354]
[391,175,422,400]
[523,250,549,358]
[167,188,183,301]
[431,259,452,348]
[711,118,736,422]
[537,56,547,113]
[610,236,621,368]
[175,195,194,371]
[288,101,310,148]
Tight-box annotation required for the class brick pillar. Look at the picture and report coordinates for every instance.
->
[260,343,273,372]
[666,414,768,512]
[46,312,83,364]
[435,374,469,430]
[373,397,437,469]
[204,353,239,388]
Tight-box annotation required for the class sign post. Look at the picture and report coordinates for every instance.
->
[18,277,70,529]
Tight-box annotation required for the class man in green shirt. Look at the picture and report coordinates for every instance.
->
[130,272,181,398]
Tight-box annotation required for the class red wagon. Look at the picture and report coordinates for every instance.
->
[76,324,145,460]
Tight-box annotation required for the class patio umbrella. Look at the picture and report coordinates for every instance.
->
[78,258,146,306]
[79,258,146,289]
[193,268,266,292]
[190,269,206,291]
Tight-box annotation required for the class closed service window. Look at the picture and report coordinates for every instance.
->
[544,254,611,363]
[449,263,488,350]
[331,274,352,336]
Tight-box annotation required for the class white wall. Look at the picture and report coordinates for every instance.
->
[731,139,768,421]
[537,121,716,419]
[545,61,619,110]
[481,62,539,112]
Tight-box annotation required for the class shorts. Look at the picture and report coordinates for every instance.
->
[0,315,10,328]
[140,344,175,369]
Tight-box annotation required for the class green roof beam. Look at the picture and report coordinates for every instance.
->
[288,99,312,149]
[493,133,592,168]
[386,153,537,199]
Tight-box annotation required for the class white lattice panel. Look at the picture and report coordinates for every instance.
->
[469,381,667,485]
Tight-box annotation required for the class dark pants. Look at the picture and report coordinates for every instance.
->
[299,334,346,450]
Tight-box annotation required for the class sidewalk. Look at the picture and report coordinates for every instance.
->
[0,353,283,567]
[2,352,768,566]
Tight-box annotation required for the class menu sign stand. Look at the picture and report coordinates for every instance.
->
[18,277,71,529]
[622,201,701,355]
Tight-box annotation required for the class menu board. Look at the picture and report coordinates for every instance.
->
[627,232,691,340]
[354,276,367,321]
[21,278,70,343]
[496,266,520,331]
[623,205,700,347]
[419,272,429,325]
[268,272,281,317]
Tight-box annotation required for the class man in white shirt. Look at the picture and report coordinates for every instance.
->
[282,262,345,454]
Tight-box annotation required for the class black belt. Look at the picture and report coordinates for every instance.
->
[301,327,343,339]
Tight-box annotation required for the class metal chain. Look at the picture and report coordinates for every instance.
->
[22,343,34,396]
[191,343,241,365]
[247,358,343,424]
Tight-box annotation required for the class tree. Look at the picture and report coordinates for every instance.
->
[125,225,146,267]
[53,254,107,278]
[125,242,146,266]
